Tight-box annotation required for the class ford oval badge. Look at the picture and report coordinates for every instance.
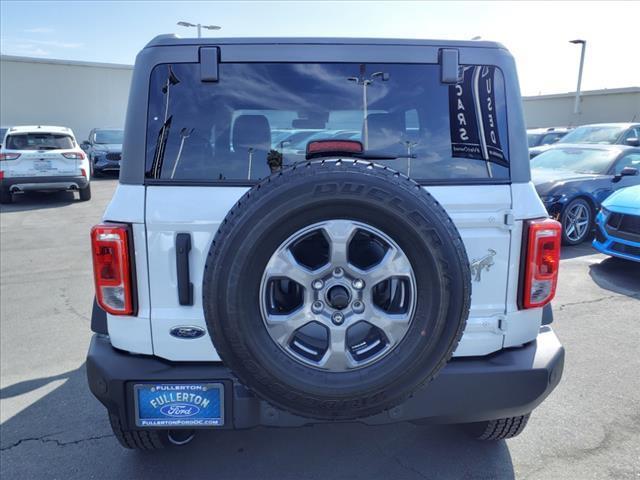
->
[170,326,206,339]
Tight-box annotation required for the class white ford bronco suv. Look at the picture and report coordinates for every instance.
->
[87,36,565,450]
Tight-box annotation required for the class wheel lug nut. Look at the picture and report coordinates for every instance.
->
[352,301,364,314]
[352,279,365,290]
[312,301,324,313]
[332,312,345,325]
[312,279,324,290]
[333,267,344,277]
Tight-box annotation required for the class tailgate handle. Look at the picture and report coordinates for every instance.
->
[175,233,194,306]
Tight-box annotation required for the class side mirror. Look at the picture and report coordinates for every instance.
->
[624,137,640,147]
[613,166,639,182]
[80,141,90,151]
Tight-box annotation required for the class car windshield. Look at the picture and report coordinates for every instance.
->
[527,133,542,147]
[94,129,124,144]
[540,132,566,145]
[5,133,74,150]
[560,125,625,144]
[531,147,618,174]
[145,62,511,182]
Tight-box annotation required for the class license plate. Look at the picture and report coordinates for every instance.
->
[134,383,224,427]
[34,160,53,171]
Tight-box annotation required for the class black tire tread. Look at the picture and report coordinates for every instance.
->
[474,414,531,441]
[0,188,13,204]
[108,413,165,450]
[79,184,92,201]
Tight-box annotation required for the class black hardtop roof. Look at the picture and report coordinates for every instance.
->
[145,34,506,51]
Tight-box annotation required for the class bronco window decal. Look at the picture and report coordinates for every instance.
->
[449,65,509,177]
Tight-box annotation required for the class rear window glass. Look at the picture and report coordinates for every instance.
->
[5,133,74,150]
[94,130,124,144]
[145,63,509,183]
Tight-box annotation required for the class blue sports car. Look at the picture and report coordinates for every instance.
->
[532,145,640,245]
[593,185,640,262]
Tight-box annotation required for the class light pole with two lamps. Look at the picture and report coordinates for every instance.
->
[177,21,221,38]
[348,69,389,149]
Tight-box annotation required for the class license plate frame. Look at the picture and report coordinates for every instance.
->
[133,382,224,428]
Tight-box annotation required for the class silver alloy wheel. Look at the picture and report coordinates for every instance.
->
[564,202,590,242]
[259,220,416,372]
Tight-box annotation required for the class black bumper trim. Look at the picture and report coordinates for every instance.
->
[86,327,564,430]
[1,175,89,189]
[541,304,553,325]
[91,298,108,334]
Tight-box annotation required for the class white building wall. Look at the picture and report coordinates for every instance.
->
[0,55,133,142]
[1,55,638,139]
[522,88,640,128]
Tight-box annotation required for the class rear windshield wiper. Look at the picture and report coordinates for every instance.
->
[150,115,172,178]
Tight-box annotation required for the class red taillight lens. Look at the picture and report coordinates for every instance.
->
[81,168,87,178]
[63,152,85,159]
[91,223,135,315]
[306,140,364,157]
[521,218,562,309]
[0,153,21,161]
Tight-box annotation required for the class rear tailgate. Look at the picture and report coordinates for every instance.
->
[144,183,513,360]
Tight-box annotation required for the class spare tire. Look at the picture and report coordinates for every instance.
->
[203,160,471,420]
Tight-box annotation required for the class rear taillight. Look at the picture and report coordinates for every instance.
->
[63,152,85,159]
[521,218,562,309]
[0,153,21,161]
[306,140,364,158]
[91,223,135,315]
[81,168,87,178]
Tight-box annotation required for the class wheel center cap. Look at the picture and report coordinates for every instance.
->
[327,285,351,310]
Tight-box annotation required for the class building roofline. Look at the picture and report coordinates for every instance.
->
[0,54,133,70]
[523,87,640,100]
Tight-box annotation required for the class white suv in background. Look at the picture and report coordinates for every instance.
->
[0,125,91,204]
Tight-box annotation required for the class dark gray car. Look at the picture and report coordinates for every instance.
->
[82,128,124,175]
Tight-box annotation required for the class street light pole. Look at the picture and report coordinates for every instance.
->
[177,21,221,38]
[569,39,586,115]
[362,79,370,149]
[348,70,388,150]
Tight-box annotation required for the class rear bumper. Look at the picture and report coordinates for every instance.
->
[87,326,565,430]
[2,175,88,192]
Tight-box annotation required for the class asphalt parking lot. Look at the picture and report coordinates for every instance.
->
[1,178,639,480]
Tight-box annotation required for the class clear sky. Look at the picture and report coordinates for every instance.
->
[1,1,638,96]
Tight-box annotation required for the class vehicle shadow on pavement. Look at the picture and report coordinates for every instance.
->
[0,365,515,480]
[0,370,74,400]
[560,242,597,260]
[589,257,640,298]
[0,190,77,213]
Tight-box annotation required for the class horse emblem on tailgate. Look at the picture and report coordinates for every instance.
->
[470,249,496,282]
